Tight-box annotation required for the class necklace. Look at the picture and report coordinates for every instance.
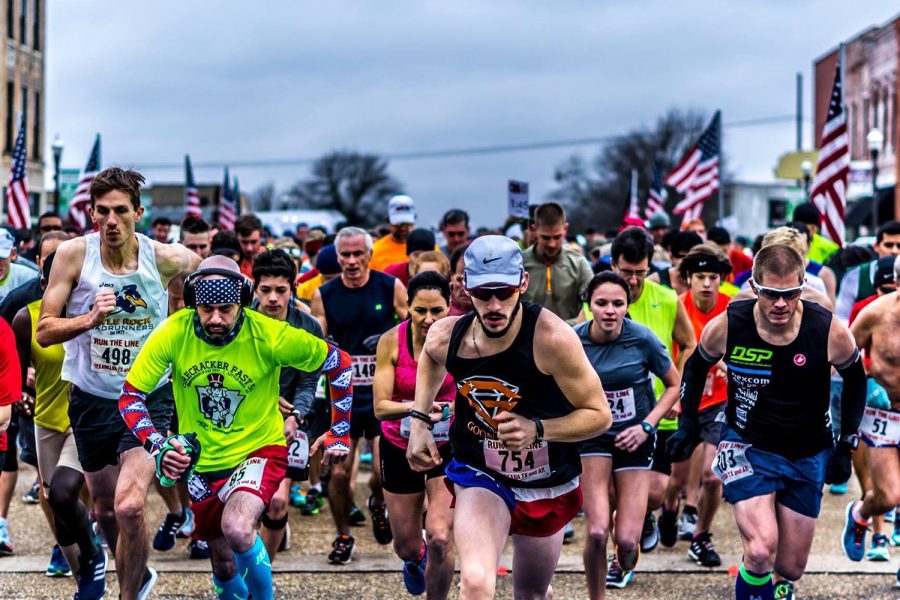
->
[471,322,482,357]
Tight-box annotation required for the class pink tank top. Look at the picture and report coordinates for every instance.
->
[381,320,456,449]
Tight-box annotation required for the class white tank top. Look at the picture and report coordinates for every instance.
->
[62,232,169,398]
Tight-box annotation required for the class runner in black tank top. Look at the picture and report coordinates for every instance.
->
[405,235,610,599]
[665,245,864,600]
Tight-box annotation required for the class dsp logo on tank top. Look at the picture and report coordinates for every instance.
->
[457,376,521,431]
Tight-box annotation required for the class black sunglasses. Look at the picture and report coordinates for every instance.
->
[467,286,519,301]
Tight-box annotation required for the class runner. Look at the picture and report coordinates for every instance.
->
[667,244,865,600]
[576,272,679,596]
[117,255,353,600]
[0,317,20,558]
[373,271,456,598]
[311,226,408,563]
[36,167,200,600]
[407,235,611,599]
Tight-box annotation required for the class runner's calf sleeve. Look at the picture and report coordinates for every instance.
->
[234,535,273,600]
[119,381,166,453]
[319,343,353,453]
[679,345,721,421]
[213,572,249,600]
[835,349,866,440]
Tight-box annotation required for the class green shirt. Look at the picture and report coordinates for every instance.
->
[808,233,839,266]
[126,309,328,472]
[522,245,594,324]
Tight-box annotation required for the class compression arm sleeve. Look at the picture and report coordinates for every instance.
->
[836,349,866,440]
[319,343,353,453]
[679,345,721,422]
[119,380,166,454]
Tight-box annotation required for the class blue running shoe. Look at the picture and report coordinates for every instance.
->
[830,482,848,495]
[45,545,72,577]
[402,546,427,595]
[893,513,900,547]
[841,500,869,562]
[152,511,186,551]
[176,507,195,538]
[77,549,107,600]
[886,507,896,523]
[360,451,373,464]
[289,483,307,508]
[867,533,890,561]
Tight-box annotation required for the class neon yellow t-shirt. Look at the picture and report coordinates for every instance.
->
[28,300,71,432]
[126,309,328,472]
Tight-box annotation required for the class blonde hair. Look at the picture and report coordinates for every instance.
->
[761,226,808,259]
[411,251,450,277]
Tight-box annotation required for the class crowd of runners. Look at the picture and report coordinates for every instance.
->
[0,166,899,599]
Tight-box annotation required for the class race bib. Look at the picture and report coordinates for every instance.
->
[400,404,450,442]
[351,355,376,386]
[607,388,636,424]
[860,407,900,447]
[711,441,753,485]
[217,457,267,503]
[483,439,550,482]
[90,335,137,375]
[288,430,310,470]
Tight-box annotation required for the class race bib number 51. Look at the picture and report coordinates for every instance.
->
[711,441,753,485]
[483,439,550,482]
[218,457,267,503]
[860,407,900,447]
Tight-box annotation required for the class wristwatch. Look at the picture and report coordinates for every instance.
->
[640,421,656,435]
[839,434,859,450]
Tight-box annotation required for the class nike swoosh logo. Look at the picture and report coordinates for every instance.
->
[483,257,501,264]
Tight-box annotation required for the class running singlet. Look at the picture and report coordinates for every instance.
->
[61,232,168,398]
[724,299,833,458]
[446,302,579,488]
[126,309,328,472]
[320,271,396,412]
[574,319,671,433]
[381,320,455,450]
[681,291,729,411]
[27,300,70,432]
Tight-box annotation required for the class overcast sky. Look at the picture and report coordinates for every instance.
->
[46,1,895,229]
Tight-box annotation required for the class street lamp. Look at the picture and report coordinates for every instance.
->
[801,160,812,200]
[51,134,64,214]
[867,127,884,235]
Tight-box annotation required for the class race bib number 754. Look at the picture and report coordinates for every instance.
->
[483,439,550,482]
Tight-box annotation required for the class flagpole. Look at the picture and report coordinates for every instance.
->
[717,110,724,226]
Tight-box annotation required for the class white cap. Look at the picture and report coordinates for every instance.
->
[0,229,14,259]
[388,195,416,225]
[464,235,524,288]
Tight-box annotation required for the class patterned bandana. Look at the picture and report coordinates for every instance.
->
[194,277,241,305]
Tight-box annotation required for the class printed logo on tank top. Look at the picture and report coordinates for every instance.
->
[725,346,774,430]
[181,361,258,432]
[457,376,521,433]
[197,373,246,429]
[794,353,806,366]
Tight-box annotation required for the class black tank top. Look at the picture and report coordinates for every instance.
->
[320,270,397,412]
[724,299,833,458]
[446,302,580,488]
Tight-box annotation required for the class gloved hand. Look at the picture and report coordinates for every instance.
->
[362,334,382,353]
[155,433,202,487]
[867,377,891,410]
[825,441,854,485]
[666,419,701,464]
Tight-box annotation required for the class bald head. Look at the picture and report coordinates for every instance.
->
[197,255,241,275]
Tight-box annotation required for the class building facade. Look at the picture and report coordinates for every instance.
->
[0,0,44,225]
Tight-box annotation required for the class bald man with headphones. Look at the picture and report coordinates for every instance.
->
[118,256,355,600]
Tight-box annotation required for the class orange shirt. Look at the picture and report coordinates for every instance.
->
[681,290,729,411]
[369,236,408,272]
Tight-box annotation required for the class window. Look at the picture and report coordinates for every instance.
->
[31,0,37,50]
[32,90,39,159]
[5,81,13,152]
[19,0,26,45]
[20,84,27,136]
[6,0,13,40]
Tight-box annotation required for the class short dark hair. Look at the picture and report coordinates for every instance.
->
[533,202,566,228]
[37,211,61,229]
[235,214,263,236]
[252,249,297,287]
[89,167,145,209]
[707,226,730,246]
[63,225,80,236]
[876,221,900,244]
[752,244,805,285]
[449,242,469,275]
[669,231,704,256]
[585,271,632,305]
[151,216,172,228]
[792,203,820,227]
[611,226,654,265]
[407,271,450,305]
[440,209,469,229]
[180,216,210,238]
[210,230,241,257]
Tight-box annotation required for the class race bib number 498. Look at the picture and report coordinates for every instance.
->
[90,335,136,375]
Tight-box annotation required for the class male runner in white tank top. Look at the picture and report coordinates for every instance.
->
[37,167,200,600]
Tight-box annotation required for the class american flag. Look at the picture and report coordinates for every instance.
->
[627,168,640,219]
[68,134,101,233]
[218,166,235,230]
[809,62,849,246]
[645,161,667,219]
[667,111,720,222]
[5,114,30,230]
[184,154,202,218]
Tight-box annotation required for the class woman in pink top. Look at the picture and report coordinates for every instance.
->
[374,271,456,598]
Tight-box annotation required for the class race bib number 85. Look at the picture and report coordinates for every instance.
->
[217,457,267,503]
[483,439,550,482]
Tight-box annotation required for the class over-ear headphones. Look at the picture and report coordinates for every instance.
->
[183,268,254,308]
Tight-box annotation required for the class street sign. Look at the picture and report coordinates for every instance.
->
[508,179,529,219]
[57,168,80,215]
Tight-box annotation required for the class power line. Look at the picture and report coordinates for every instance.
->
[126,114,803,171]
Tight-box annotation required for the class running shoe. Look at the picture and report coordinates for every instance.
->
[841,500,869,562]
[360,451,373,464]
[22,481,41,504]
[188,539,210,560]
[289,484,307,508]
[328,534,355,565]
[45,544,72,577]
[773,580,794,600]
[658,507,678,548]
[0,521,13,556]
[688,532,721,567]
[563,522,575,544]
[605,555,634,589]
[887,507,896,523]
[677,506,698,541]
[90,515,107,550]
[867,533,890,561]
[152,510,187,551]
[137,566,158,600]
[176,507,195,538]
[369,495,393,545]
[301,487,324,516]
[893,514,900,547]
[829,482,848,495]
[76,549,107,600]
[402,546,427,595]
[349,503,366,525]
[640,512,659,553]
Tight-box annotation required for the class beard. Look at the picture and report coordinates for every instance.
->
[475,301,522,339]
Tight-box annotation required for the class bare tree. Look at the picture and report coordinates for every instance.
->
[249,182,276,212]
